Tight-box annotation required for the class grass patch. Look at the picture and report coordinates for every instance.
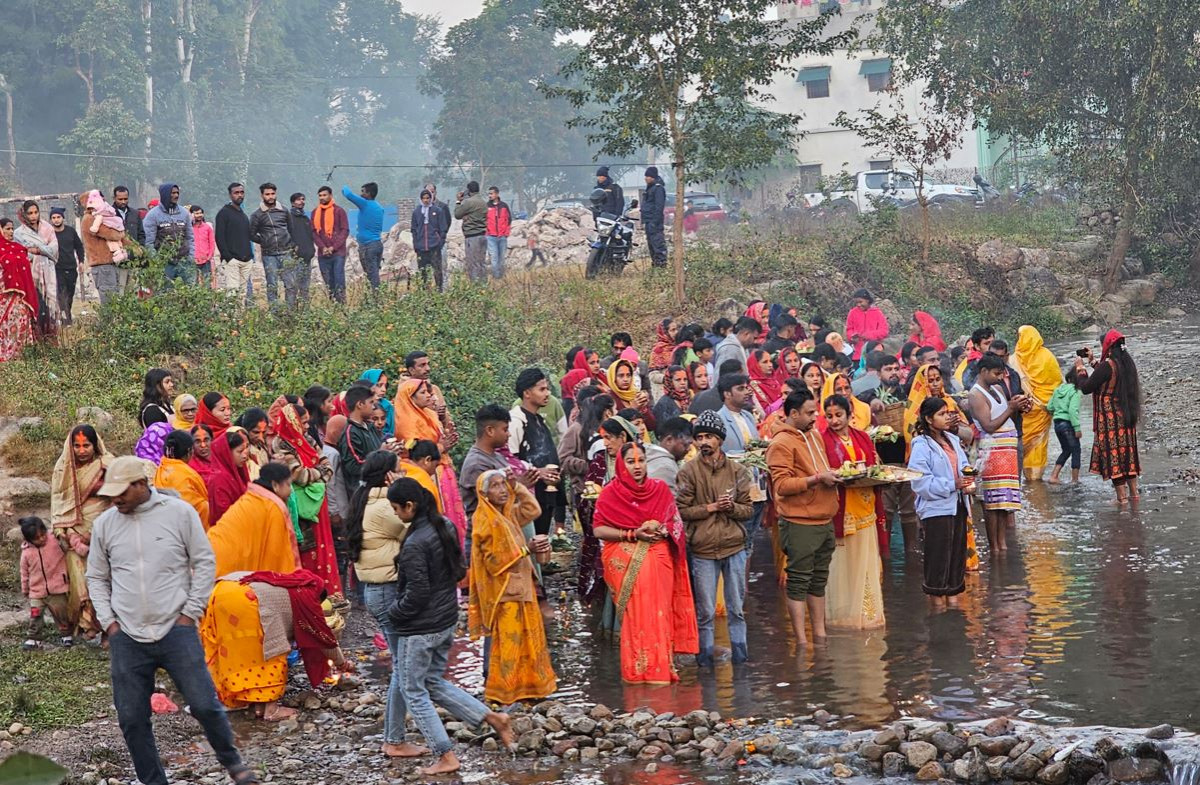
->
[0,541,19,601]
[0,642,111,729]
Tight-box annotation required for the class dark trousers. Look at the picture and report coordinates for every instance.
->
[645,223,668,267]
[55,264,77,324]
[533,481,566,536]
[280,255,312,308]
[416,248,444,290]
[360,240,383,288]
[110,625,243,785]
[526,248,548,268]
[1053,419,1081,469]
[921,502,968,597]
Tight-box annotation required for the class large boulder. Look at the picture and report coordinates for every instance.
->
[1118,278,1159,306]
[977,239,1024,271]
[1007,265,1066,304]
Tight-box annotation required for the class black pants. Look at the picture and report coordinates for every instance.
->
[526,248,548,267]
[645,223,668,267]
[416,248,444,290]
[533,481,566,536]
[921,501,968,597]
[55,264,77,324]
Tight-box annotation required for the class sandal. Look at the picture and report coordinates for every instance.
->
[229,764,261,785]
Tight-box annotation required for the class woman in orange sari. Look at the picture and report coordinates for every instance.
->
[593,443,698,684]
[394,378,468,545]
[468,471,557,703]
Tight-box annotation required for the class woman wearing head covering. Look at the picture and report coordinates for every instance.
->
[561,348,604,404]
[1078,330,1142,503]
[207,461,301,576]
[49,424,113,638]
[0,217,40,356]
[744,300,770,343]
[1010,325,1063,482]
[359,369,395,435]
[909,311,947,353]
[206,428,252,525]
[775,346,802,382]
[577,415,637,605]
[747,349,783,410]
[271,401,342,601]
[134,422,174,465]
[648,318,680,373]
[196,391,233,440]
[188,424,216,484]
[606,359,655,430]
[593,443,698,683]
[394,378,468,546]
[820,372,872,431]
[468,471,557,703]
[844,288,889,361]
[172,394,199,430]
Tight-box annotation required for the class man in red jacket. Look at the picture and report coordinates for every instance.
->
[485,186,512,280]
[311,185,350,303]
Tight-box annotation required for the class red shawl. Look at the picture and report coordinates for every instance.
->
[0,236,40,314]
[272,402,320,467]
[909,311,947,352]
[239,569,338,687]
[744,301,769,342]
[748,352,782,409]
[561,350,601,401]
[648,322,676,371]
[196,396,231,440]
[593,454,685,548]
[820,426,887,550]
[773,347,800,385]
[663,369,692,409]
[207,429,250,524]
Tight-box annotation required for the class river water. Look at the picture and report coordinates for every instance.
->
[437,318,1199,742]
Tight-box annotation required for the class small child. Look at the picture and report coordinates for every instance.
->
[369,403,388,435]
[1047,368,1086,484]
[18,516,73,649]
[86,189,129,263]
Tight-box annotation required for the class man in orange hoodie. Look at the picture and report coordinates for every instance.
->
[765,389,839,645]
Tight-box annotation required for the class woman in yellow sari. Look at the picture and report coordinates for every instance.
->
[1010,325,1063,482]
[468,471,557,704]
[820,372,872,431]
[904,364,979,570]
[50,424,113,638]
[207,463,301,576]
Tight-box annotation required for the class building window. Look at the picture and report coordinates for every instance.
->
[866,71,890,92]
[798,164,822,192]
[859,58,892,93]
[869,159,894,171]
[796,66,831,99]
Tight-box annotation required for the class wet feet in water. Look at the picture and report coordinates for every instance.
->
[419,751,461,775]
[382,742,429,758]
[485,711,516,750]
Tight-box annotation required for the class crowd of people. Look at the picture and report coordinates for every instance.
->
[14,288,1145,782]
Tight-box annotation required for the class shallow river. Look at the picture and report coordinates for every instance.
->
[438,319,1199,742]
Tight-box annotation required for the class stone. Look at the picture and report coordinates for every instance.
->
[911,724,950,743]
[1143,724,1173,740]
[568,716,597,735]
[645,763,659,774]
[718,740,744,760]
[1011,754,1046,781]
[833,763,854,778]
[978,736,1021,757]
[693,727,710,742]
[987,756,1009,779]
[932,731,968,758]
[1068,752,1106,784]
[1010,740,1034,760]
[7,723,22,736]
[580,746,600,761]
[1028,740,1056,762]
[773,745,801,764]
[861,743,889,762]
[1038,762,1070,785]
[512,716,534,736]
[1107,758,1163,783]
[977,239,1024,271]
[751,734,780,755]
[1094,738,1123,762]
[1167,307,1187,318]
[904,741,940,770]
[76,407,114,430]
[595,738,615,752]
[280,759,304,772]
[1118,279,1159,306]
[542,717,563,733]
[628,711,655,727]
[562,747,579,762]
[813,709,832,724]
[953,750,991,784]
[917,762,947,781]
[884,752,907,777]
[670,728,693,745]
[589,704,614,721]
[1007,264,1065,303]
[675,747,701,762]
[551,740,577,757]
[684,710,711,728]
[481,737,499,752]
[517,729,546,752]
[875,728,902,748]
[638,745,663,760]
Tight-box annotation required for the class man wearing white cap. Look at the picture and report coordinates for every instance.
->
[86,456,259,785]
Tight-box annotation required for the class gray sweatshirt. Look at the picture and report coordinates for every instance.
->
[86,490,214,644]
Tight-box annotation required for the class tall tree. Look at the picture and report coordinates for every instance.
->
[542,0,852,305]
[875,0,1200,290]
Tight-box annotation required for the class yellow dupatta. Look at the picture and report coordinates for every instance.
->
[903,364,964,444]
[821,372,871,431]
[1012,325,1063,404]
[171,394,197,429]
[605,359,639,405]
[467,471,541,639]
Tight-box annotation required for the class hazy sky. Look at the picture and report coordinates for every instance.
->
[405,0,485,29]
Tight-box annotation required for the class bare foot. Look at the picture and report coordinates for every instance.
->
[382,742,429,758]
[485,711,515,749]
[260,703,297,722]
[1047,476,1060,485]
[419,751,461,775]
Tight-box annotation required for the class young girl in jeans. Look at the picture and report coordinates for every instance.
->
[386,478,514,774]
[1047,368,1085,484]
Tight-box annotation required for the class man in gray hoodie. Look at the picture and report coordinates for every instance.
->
[142,183,195,287]
[86,456,257,785]
[454,181,488,283]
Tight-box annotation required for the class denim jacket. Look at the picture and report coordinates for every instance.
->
[907,433,968,519]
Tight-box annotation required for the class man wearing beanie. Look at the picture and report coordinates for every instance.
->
[642,166,667,268]
[676,410,755,666]
[593,165,624,219]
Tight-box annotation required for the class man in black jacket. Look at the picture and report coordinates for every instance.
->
[641,166,667,268]
[49,207,84,324]
[215,183,254,306]
[248,182,292,306]
[285,192,314,308]
[112,186,143,295]
[593,166,624,219]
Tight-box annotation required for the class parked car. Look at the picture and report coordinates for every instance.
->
[543,197,589,211]
[663,191,728,226]
[801,170,979,214]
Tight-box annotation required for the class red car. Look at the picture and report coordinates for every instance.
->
[662,191,728,228]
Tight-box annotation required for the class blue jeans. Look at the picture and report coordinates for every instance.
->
[359,240,383,288]
[110,625,243,785]
[262,254,285,303]
[1054,419,1081,469]
[364,583,407,744]
[162,259,195,288]
[398,625,489,756]
[318,254,346,303]
[486,236,507,278]
[745,501,764,553]
[691,550,749,664]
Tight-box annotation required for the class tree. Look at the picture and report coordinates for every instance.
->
[424,0,596,211]
[835,93,968,262]
[542,0,852,305]
[874,0,1200,291]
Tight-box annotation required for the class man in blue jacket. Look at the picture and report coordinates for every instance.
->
[342,181,384,289]
[410,189,445,291]
[642,166,667,268]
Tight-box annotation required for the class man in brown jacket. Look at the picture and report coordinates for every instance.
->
[676,411,755,666]
[766,390,839,645]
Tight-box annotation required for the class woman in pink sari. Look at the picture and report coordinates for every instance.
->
[0,219,38,359]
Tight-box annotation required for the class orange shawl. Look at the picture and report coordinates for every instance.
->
[154,457,210,528]
[208,483,300,575]
[467,471,541,639]
[393,378,442,442]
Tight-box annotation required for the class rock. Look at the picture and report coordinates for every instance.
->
[693,726,710,742]
[1094,298,1124,326]
[551,740,577,757]
[511,716,535,736]
[1050,299,1092,322]
[481,736,499,752]
[1094,738,1124,762]
[875,728,902,747]
[670,728,693,745]
[589,704,614,721]
[76,406,114,430]
[638,744,663,760]
[1107,758,1163,783]
[987,756,1009,779]
[542,717,563,733]
[675,747,701,762]
[563,747,579,761]
[917,762,946,781]
[1028,740,1056,762]
[813,709,832,724]
[1167,307,1186,317]
[773,745,801,764]
[1007,264,1065,303]
[580,746,600,761]
[718,740,744,760]
[833,763,854,778]
[1143,724,1173,740]
[1011,753,1046,781]
[1119,278,1159,306]
[645,763,658,774]
[884,752,907,777]
[904,741,940,770]
[568,716,597,735]
[932,731,968,758]
[751,734,780,755]
[1068,752,1106,784]
[954,752,992,784]
[860,743,889,761]
[1131,742,1166,763]
[517,729,546,752]
[7,723,22,735]
[628,711,655,727]
[911,724,950,743]
[1039,762,1070,785]
[357,692,380,705]
[280,759,304,772]
[978,736,1021,757]
[977,239,1024,271]
[684,710,711,728]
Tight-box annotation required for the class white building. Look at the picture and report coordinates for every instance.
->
[761,0,980,204]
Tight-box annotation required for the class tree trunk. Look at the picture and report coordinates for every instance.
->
[0,83,15,183]
[239,0,264,88]
[73,52,95,108]
[176,0,198,162]
[1103,157,1137,292]
[142,0,154,163]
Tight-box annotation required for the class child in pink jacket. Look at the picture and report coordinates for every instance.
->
[19,516,72,649]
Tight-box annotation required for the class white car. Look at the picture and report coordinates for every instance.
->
[801,170,978,213]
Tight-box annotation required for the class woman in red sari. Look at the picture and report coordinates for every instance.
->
[0,218,38,359]
[561,348,605,405]
[197,392,234,440]
[909,311,947,353]
[648,318,679,372]
[593,443,698,684]
[270,401,343,601]
[207,427,251,524]
[747,349,782,411]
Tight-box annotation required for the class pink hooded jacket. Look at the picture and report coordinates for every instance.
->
[20,537,70,599]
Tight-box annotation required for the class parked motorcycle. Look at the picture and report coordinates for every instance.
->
[585,189,638,278]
